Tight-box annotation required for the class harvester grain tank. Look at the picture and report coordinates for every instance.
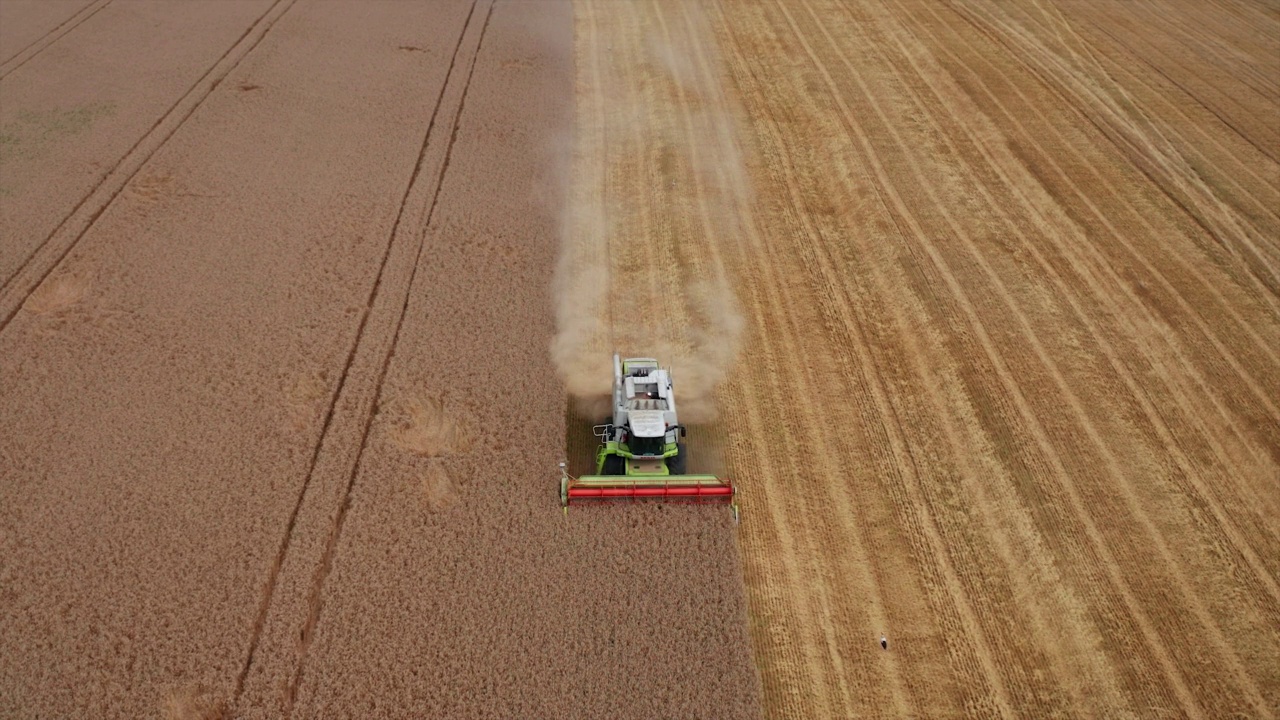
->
[560,354,736,514]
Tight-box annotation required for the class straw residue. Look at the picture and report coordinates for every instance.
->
[551,1,750,423]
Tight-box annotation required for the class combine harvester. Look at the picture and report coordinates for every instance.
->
[560,354,737,518]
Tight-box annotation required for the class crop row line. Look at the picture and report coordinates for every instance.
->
[0,0,295,332]
[280,1,495,712]
[0,0,111,78]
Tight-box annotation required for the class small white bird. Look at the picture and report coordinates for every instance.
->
[880,635,888,650]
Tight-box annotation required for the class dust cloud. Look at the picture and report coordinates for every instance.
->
[550,2,750,423]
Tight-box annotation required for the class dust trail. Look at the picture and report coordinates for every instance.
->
[551,0,750,423]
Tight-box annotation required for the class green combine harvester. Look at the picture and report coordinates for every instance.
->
[560,354,736,515]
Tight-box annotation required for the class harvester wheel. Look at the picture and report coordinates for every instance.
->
[667,442,688,475]
[602,454,625,476]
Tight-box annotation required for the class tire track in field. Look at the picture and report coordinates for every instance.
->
[1203,0,1280,49]
[829,1,1280,712]
[281,2,493,711]
[1070,12,1280,168]
[1030,1,1280,211]
[968,0,1280,284]
[716,1,1019,712]
[738,2,1065,712]
[1130,0,1280,104]
[798,1,1218,712]
[946,1,1280,347]
[866,0,1280,699]
[901,8,1280,666]
[742,1,1111,702]
[798,2,1272,712]
[659,4,898,714]
[999,0,1280,280]
[230,2,484,703]
[0,0,109,78]
[865,7,1280,694]
[986,5,1280,301]
[774,0,1224,714]
[687,5,912,714]
[713,2,1024,714]
[0,0,293,330]
[916,0,1280,465]
[902,0,1279,485]
[865,0,1280,615]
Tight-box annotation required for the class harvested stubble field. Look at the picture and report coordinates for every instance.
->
[564,0,1280,718]
[1,1,1278,720]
